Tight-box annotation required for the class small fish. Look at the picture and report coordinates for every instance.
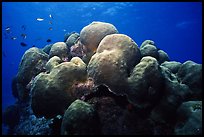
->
[21,25,26,30]
[49,21,52,25]
[5,27,11,33]
[36,18,44,21]
[47,39,51,42]
[11,37,17,40]
[49,14,53,19]
[32,45,35,47]
[5,27,10,31]
[20,42,27,47]
[21,33,27,39]
[63,29,67,32]
[48,27,53,31]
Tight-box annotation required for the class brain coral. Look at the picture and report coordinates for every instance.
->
[31,57,87,118]
[80,21,119,54]
[87,34,141,95]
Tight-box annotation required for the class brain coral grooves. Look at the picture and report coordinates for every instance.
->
[31,57,87,118]
[87,34,141,95]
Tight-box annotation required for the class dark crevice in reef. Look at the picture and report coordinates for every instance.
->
[49,116,63,135]
[82,84,130,109]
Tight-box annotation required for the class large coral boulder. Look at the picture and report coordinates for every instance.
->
[31,57,87,118]
[140,42,159,60]
[140,40,155,49]
[158,50,170,64]
[65,32,79,49]
[174,101,202,135]
[45,56,62,73]
[60,99,100,135]
[161,61,182,74]
[16,47,49,100]
[149,66,192,134]
[80,21,118,54]
[140,40,169,64]
[87,34,141,95]
[177,60,202,100]
[49,42,68,61]
[127,56,164,109]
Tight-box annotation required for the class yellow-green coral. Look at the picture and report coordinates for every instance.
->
[31,57,87,118]
[87,34,141,95]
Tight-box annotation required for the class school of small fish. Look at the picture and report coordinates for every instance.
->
[3,14,66,49]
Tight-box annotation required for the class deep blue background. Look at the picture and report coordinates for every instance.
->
[2,2,202,115]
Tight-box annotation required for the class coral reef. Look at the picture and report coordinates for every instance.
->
[177,60,202,100]
[161,61,182,74]
[80,21,119,64]
[80,21,118,53]
[127,56,164,110]
[87,34,141,95]
[174,101,202,135]
[31,57,87,118]
[60,99,100,135]
[140,40,169,64]
[65,32,80,49]
[49,42,69,61]
[15,47,49,101]
[3,21,202,135]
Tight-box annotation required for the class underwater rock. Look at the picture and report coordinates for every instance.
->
[31,57,87,118]
[64,31,76,42]
[16,47,49,101]
[127,56,164,110]
[65,32,79,48]
[149,66,192,134]
[140,40,155,49]
[42,44,53,55]
[3,104,20,129]
[80,21,118,54]
[158,50,170,64]
[177,60,202,100]
[49,42,68,61]
[60,99,100,135]
[88,34,141,95]
[140,44,159,60]
[45,56,62,73]
[161,61,182,74]
[174,101,202,135]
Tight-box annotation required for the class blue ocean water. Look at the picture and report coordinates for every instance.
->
[1,1,202,129]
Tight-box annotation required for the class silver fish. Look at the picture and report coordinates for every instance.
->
[49,14,53,19]
[11,37,17,40]
[5,27,10,31]
[36,18,44,21]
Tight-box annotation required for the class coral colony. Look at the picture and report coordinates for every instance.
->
[3,21,202,135]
